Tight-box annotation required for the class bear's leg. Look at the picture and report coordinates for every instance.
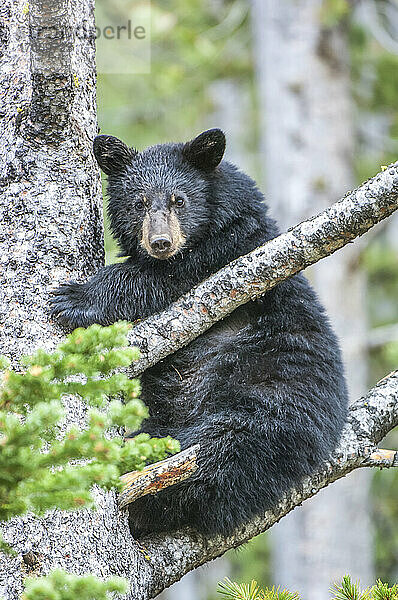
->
[127,420,271,537]
[127,401,341,537]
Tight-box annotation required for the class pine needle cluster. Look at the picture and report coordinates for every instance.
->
[330,576,398,600]
[217,578,300,600]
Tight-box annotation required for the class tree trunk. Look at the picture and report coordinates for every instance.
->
[0,1,144,596]
[251,1,374,596]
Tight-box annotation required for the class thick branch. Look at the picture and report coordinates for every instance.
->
[132,371,398,599]
[127,162,398,377]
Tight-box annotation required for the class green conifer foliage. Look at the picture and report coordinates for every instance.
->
[0,322,179,551]
[22,569,128,600]
[216,576,398,600]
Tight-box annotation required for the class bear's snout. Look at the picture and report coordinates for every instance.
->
[150,236,172,253]
[141,210,185,259]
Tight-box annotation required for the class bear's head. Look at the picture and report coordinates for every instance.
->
[93,129,226,260]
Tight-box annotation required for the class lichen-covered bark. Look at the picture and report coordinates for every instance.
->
[0,0,103,362]
[127,163,398,377]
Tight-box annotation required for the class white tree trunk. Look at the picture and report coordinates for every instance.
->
[251,0,374,596]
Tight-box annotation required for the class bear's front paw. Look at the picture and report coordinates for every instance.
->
[50,282,95,330]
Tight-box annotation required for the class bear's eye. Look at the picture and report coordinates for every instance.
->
[174,195,185,208]
[135,200,145,211]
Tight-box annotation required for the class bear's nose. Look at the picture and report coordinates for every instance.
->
[150,236,172,253]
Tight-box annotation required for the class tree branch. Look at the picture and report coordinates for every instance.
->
[127,162,398,377]
[118,370,398,508]
[119,445,199,508]
[365,448,398,468]
[129,371,398,599]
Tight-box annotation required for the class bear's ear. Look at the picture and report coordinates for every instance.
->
[183,129,226,171]
[93,135,137,175]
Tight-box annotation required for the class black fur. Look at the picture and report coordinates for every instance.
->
[93,135,137,175]
[51,129,348,537]
[183,128,226,171]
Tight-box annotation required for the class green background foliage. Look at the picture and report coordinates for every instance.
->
[22,570,128,600]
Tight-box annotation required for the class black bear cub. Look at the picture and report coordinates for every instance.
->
[51,129,348,537]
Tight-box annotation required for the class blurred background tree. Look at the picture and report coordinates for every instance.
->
[95,0,398,597]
